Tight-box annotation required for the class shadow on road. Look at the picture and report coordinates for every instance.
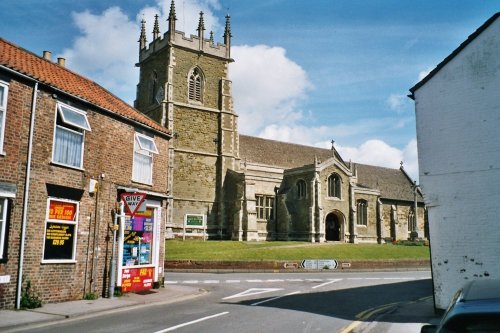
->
[224,279,433,323]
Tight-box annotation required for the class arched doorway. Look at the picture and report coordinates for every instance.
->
[325,213,341,241]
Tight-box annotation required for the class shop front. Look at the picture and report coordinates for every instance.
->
[116,194,164,293]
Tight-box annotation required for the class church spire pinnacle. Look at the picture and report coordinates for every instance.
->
[197,11,205,50]
[153,14,160,40]
[168,0,177,41]
[223,15,232,58]
[139,17,147,50]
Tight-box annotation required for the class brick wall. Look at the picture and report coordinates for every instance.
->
[0,74,169,308]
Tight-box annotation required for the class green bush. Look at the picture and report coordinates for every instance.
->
[83,292,98,300]
[20,279,42,309]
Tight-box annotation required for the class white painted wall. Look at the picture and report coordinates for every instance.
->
[413,16,500,310]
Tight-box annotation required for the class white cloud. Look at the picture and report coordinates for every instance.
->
[336,138,419,181]
[418,66,434,81]
[230,44,312,134]
[58,1,223,105]
[59,7,138,102]
[387,94,408,113]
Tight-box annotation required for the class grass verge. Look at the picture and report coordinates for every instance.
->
[165,240,430,261]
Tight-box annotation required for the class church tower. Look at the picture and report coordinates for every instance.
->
[135,1,239,238]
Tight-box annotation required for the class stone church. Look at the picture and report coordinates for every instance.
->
[134,1,426,243]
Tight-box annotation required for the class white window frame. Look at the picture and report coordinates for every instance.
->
[42,198,79,263]
[52,102,91,169]
[132,132,159,185]
[0,197,8,260]
[0,81,9,155]
[256,195,274,220]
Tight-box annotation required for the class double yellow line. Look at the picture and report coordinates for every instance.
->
[339,296,433,333]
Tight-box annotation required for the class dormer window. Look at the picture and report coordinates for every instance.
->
[52,103,91,169]
[132,132,159,185]
[188,67,203,103]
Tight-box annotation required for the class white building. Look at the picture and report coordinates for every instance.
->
[409,12,500,310]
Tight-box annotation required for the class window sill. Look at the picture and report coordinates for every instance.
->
[42,260,77,264]
[50,161,84,172]
[131,179,153,187]
[325,197,342,201]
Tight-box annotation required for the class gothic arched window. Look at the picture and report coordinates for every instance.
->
[357,200,368,226]
[188,67,203,103]
[151,71,158,104]
[297,180,306,199]
[328,173,341,199]
[408,209,416,232]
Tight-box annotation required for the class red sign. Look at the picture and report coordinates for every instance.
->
[121,192,146,216]
[48,200,77,221]
[121,267,154,292]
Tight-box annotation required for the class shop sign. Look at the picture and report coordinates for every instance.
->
[44,223,75,260]
[121,267,155,292]
[48,200,77,221]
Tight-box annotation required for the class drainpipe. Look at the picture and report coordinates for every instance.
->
[16,82,38,309]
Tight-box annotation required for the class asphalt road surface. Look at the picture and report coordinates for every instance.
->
[20,271,433,333]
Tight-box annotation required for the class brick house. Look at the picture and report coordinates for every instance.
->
[0,38,171,309]
[409,12,500,310]
[134,2,426,243]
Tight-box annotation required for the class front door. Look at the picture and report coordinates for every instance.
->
[325,213,341,241]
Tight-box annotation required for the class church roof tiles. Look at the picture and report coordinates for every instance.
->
[239,135,422,203]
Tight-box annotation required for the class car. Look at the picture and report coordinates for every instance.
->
[421,279,500,333]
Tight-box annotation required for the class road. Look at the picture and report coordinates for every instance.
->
[21,271,433,333]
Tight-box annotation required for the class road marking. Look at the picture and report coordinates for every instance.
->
[164,276,429,285]
[222,288,283,300]
[251,291,301,306]
[339,301,399,333]
[338,320,362,333]
[154,311,229,332]
[311,278,342,289]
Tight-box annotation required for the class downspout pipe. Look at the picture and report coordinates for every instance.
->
[16,82,38,309]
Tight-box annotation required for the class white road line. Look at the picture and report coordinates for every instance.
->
[311,278,342,289]
[223,288,283,300]
[225,280,241,283]
[165,281,178,284]
[286,279,304,282]
[153,311,229,332]
[306,279,324,282]
[203,280,220,284]
[251,291,301,306]
[183,280,199,284]
[246,279,263,283]
[266,279,285,282]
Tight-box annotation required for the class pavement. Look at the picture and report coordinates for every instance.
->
[0,285,206,332]
[0,281,441,333]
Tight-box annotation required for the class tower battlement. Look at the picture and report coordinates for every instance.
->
[138,1,232,63]
[139,30,231,62]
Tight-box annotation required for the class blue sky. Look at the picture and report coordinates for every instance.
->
[2,0,499,180]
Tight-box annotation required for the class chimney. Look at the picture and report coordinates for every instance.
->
[43,51,52,60]
[57,57,66,67]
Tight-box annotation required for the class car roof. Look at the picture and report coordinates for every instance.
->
[461,279,500,302]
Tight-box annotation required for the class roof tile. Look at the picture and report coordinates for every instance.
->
[0,38,169,136]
